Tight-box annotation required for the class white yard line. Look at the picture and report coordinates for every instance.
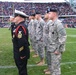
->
[66,28,76,30]
[61,61,76,65]
[67,35,76,37]
[66,42,76,43]
[0,61,76,68]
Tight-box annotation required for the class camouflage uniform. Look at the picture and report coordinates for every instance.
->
[28,19,33,48]
[43,20,52,67]
[43,20,52,46]
[36,18,45,60]
[28,19,38,54]
[28,19,33,40]
[47,19,67,75]
[32,19,38,54]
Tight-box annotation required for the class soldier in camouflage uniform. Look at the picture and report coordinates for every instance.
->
[43,13,52,74]
[35,12,45,66]
[32,17,39,57]
[28,15,34,50]
[28,14,38,57]
[46,8,67,75]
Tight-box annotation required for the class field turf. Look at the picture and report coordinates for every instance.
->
[0,28,76,75]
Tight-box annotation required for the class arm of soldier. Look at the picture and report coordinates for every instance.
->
[17,27,28,59]
[32,22,36,38]
[28,22,31,34]
[43,25,46,45]
[33,20,37,34]
[55,23,67,54]
[43,23,49,44]
[40,21,45,41]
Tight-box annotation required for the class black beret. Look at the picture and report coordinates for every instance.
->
[30,13,36,16]
[47,8,57,13]
[35,11,41,14]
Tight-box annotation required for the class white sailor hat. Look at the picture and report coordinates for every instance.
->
[14,9,29,18]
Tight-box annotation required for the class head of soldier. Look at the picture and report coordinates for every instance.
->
[47,8,58,21]
[13,10,28,25]
[29,13,35,20]
[35,12,41,20]
[44,13,50,22]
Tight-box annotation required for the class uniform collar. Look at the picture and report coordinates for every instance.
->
[52,18,58,24]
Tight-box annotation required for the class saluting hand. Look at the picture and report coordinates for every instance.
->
[54,50,60,55]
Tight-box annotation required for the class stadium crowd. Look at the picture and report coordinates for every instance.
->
[0,2,76,28]
[62,17,76,28]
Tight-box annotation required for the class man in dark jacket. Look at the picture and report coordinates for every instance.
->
[11,9,30,75]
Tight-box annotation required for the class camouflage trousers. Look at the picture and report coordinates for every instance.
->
[45,50,61,75]
[30,38,38,54]
[45,46,51,67]
[36,41,45,60]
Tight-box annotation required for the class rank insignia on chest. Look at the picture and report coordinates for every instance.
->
[18,31,22,38]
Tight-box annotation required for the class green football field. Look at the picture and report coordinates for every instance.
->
[0,28,76,75]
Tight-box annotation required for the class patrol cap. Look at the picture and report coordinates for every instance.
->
[14,9,29,18]
[47,8,58,13]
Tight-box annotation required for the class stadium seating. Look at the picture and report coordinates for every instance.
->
[0,2,76,27]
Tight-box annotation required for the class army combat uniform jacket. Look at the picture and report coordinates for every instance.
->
[36,18,45,41]
[48,19,67,53]
[43,20,52,46]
